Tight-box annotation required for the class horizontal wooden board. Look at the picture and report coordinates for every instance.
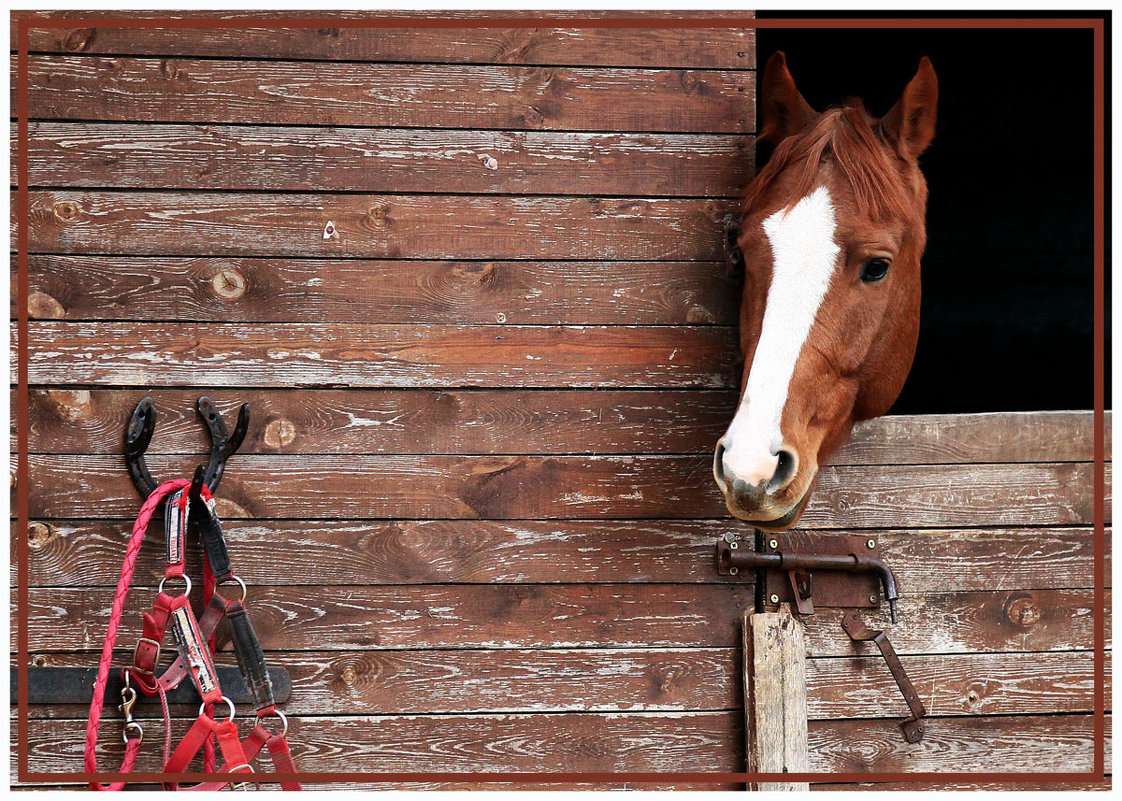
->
[805,713,1108,775]
[16,712,1108,776]
[20,56,756,133]
[17,519,1107,592]
[800,588,1108,658]
[20,584,755,652]
[16,11,757,69]
[15,123,754,197]
[14,391,1104,463]
[814,783,1112,792]
[20,648,1106,720]
[806,650,1106,720]
[19,191,738,260]
[17,586,1107,654]
[15,256,742,324]
[20,648,737,717]
[19,519,744,587]
[17,388,739,454]
[844,410,1109,466]
[22,323,739,389]
[21,454,1105,525]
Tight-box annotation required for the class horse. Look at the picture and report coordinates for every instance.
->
[713,51,938,530]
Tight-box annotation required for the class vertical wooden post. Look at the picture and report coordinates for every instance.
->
[743,604,809,791]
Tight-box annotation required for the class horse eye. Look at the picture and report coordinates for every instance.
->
[860,258,890,282]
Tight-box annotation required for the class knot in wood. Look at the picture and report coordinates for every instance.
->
[62,28,94,52]
[52,201,80,221]
[210,266,247,301]
[263,417,297,450]
[44,389,92,423]
[340,666,358,685]
[1004,593,1041,628]
[27,522,53,549]
[31,654,49,668]
[158,60,183,80]
[27,291,66,320]
[962,682,987,712]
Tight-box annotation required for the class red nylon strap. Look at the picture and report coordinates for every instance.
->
[85,479,190,791]
[268,734,302,790]
[162,714,216,791]
[131,592,175,695]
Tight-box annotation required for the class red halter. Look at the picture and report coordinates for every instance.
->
[84,478,300,791]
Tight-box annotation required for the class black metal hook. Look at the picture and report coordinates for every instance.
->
[196,397,250,494]
[124,397,158,497]
[123,396,250,498]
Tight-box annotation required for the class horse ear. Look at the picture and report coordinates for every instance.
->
[759,51,817,143]
[880,57,938,159]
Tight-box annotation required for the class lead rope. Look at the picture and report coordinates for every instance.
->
[84,479,301,791]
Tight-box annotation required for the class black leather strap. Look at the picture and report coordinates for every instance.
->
[226,600,275,713]
[191,497,232,580]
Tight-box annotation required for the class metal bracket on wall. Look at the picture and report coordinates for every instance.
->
[715,531,898,620]
[842,611,928,743]
[716,531,926,744]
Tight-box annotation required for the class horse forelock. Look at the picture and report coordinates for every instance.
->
[743,105,921,225]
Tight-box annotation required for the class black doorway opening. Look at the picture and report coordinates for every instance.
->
[755,13,1107,414]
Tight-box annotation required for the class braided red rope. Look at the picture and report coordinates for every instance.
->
[85,479,190,790]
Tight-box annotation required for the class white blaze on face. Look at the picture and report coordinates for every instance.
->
[721,185,841,490]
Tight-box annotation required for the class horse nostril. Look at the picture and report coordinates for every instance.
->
[713,441,729,489]
[767,448,798,494]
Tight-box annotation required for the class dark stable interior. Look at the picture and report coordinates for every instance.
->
[756,15,1106,413]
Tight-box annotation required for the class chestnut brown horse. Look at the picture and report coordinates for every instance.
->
[714,51,938,530]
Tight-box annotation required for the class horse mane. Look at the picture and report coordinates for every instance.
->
[743,102,918,223]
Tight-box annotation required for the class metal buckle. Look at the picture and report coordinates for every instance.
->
[131,637,162,675]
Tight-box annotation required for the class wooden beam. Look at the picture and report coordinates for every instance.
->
[744,605,809,791]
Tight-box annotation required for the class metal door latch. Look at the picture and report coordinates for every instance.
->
[716,532,900,622]
[842,611,927,743]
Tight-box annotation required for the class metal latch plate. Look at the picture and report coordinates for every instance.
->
[762,532,882,611]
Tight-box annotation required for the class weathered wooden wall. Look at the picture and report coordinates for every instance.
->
[11,10,1110,791]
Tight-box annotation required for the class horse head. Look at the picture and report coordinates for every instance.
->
[714,51,938,529]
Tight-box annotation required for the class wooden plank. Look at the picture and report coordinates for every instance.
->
[16,712,1108,776]
[814,783,1111,792]
[806,714,1109,775]
[20,584,756,652]
[16,123,754,197]
[15,519,1109,591]
[20,648,739,717]
[840,410,1109,466]
[15,256,742,324]
[19,519,746,587]
[21,56,756,133]
[17,388,739,455]
[21,648,1107,719]
[17,587,1106,654]
[20,191,738,260]
[800,589,1108,658]
[18,11,757,69]
[806,650,1108,720]
[22,454,1104,525]
[22,711,744,775]
[23,323,739,389]
[744,607,808,791]
[14,393,1103,466]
